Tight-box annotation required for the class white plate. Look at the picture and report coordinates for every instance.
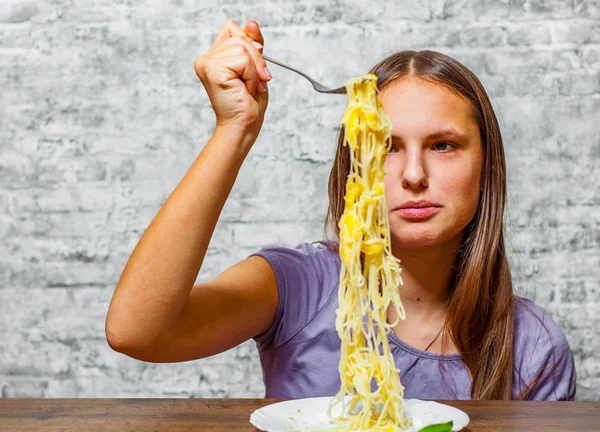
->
[250,397,469,431]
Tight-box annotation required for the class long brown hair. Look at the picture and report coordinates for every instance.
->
[324,50,523,400]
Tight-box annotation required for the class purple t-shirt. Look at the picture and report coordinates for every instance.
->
[251,242,576,400]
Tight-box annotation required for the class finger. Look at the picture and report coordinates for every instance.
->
[212,19,246,46]
[243,20,264,46]
[212,38,261,95]
[257,80,267,95]
[221,52,260,96]
[215,36,271,83]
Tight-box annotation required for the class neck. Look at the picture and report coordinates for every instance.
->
[385,234,464,354]
[392,236,463,319]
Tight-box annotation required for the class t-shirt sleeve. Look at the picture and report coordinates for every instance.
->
[249,242,339,349]
[513,298,577,401]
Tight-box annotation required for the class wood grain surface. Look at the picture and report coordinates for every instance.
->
[0,398,598,431]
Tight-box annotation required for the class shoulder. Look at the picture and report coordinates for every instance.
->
[250,242,340,348]
[513,296,576,400]
[251,242,340,295]
[514,297,567,348]
[252,241,340,276]
[513,297,573,364]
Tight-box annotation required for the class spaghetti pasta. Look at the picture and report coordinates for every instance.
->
[328,74,410,431]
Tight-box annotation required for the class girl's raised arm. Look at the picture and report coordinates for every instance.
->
[105,20,278,362]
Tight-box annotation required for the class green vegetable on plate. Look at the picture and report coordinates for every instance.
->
[417,420,453,432]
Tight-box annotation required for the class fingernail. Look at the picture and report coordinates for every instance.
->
[257,81,266,94]
[264,67,272,81]
[251,41,263,50]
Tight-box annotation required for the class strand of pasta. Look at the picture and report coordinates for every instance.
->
[328,74,410,431]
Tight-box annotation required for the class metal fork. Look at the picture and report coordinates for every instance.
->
[262,54,347,95]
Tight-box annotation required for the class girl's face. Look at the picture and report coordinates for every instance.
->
[379,77,484,251]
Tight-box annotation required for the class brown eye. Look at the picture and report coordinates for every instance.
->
[388,144,399,153]
[433,142,455,152]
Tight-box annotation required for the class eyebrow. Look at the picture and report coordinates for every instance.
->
[391,128,470,141]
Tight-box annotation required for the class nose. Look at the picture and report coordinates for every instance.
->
[401,148,428,190]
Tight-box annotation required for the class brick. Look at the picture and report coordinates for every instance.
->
[0,2,38,24]
[509,0,573,19]
[0,22,33,48]
[457,25,508,48]
[574,0,600,18]
[552,19,600,44]
[370,21,461,49]
[475,74,508,98]
[6,260,118,289]
[551,49,582,71]
[0,147,36,189]
[485,50,551,75]
[582,45,600,70]
[504,72,551,96]
[552,71,600,96]
[432,0,511,20]
[506,22,552,46]
[577,378,600,401]
[1,378,48,398]
[231,221,322,248]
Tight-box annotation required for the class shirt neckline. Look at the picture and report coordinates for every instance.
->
[387,330,463,361]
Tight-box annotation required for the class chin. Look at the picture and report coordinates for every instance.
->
[390,224,467,253]
[390,231,440,251]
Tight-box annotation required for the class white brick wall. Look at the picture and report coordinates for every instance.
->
[1,0,599,400]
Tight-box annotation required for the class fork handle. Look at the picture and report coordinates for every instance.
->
[262,55,312,82]
[262,54,347,95]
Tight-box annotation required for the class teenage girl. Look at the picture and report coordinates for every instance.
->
[106,19,576,400]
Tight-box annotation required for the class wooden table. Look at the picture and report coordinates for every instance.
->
[0,398,598,431]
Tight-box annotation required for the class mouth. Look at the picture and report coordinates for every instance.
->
[393,200,441,219]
